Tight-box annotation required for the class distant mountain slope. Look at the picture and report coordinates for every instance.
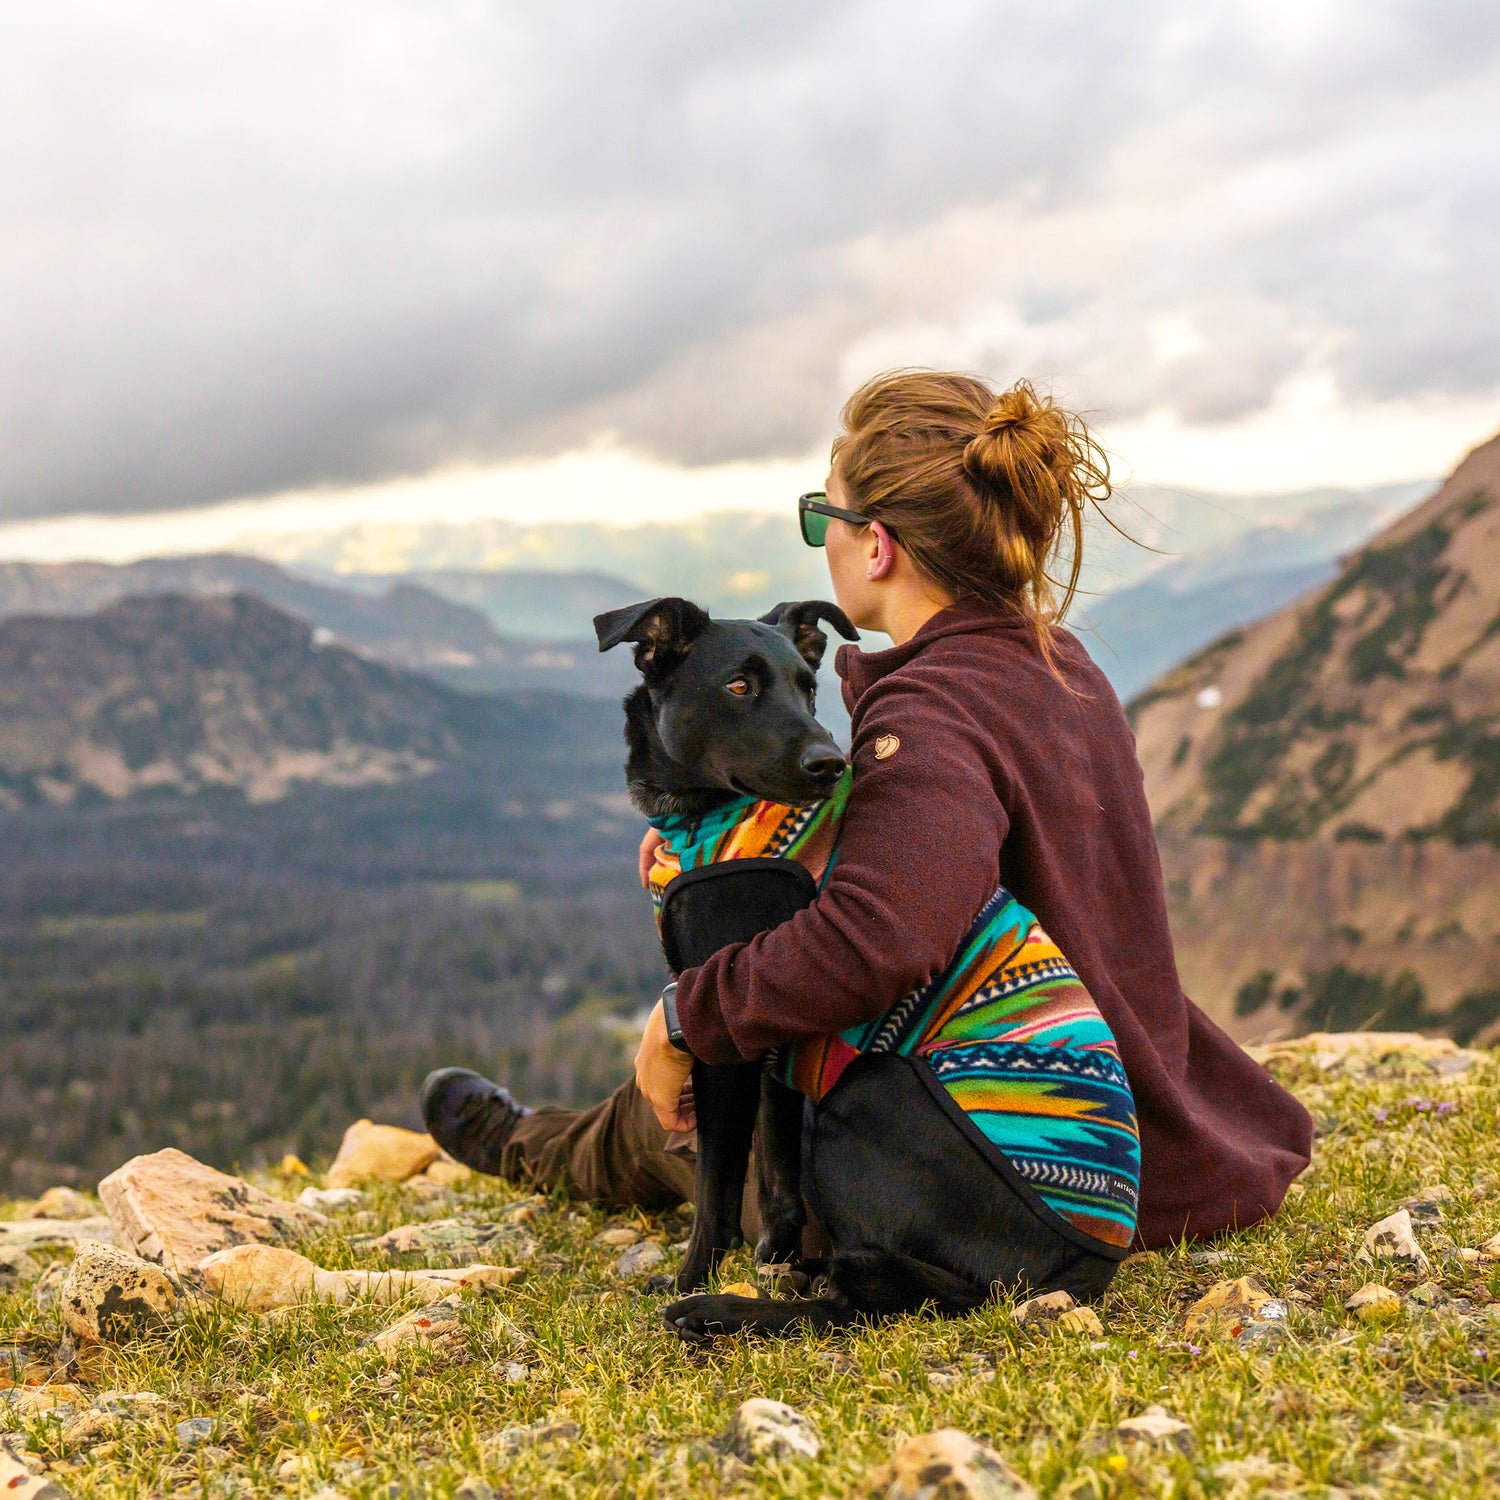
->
[0,554,637,700]
[373,568,647,640]
[1078,488,1421,699]
[0,592,620,808]
[1128,432,1500,1040]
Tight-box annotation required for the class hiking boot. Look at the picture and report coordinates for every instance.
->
[420,1067,533,1176]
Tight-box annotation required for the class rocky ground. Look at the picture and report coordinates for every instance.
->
[2,1033,1500,1498]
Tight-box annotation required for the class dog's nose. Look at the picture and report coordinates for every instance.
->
[800,747,846,781]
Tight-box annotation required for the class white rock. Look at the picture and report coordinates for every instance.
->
[721,1398,821,1462]
[1359,1209,1430,1272]
[98,1148,327,1276]
[296,1187,366,1212]
[198,1243,513,1309]
[0,1439,73,1500]
[198,1245,319,1310]
[488,1420,578,1455]
[1115,1405,1193,1453]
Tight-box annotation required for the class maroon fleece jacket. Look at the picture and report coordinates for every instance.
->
[674,597,1313,1249]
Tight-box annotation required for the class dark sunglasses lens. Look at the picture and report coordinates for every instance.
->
[801,507,830,547]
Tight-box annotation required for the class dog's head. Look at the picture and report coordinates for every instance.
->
[594,596,858,818]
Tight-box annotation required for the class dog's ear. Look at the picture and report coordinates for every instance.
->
[757,600,860,669]
[594,597,712,680]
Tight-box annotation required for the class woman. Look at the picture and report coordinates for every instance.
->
[422,370,1312,1253]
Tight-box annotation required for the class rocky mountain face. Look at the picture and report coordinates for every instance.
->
[1131,431,1500,1041]
[0,592,620,808]
[0,555,639,700]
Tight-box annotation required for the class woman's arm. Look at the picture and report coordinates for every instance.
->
[673,677,1009,1065]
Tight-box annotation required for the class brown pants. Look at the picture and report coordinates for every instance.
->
[496,1074,790,1244]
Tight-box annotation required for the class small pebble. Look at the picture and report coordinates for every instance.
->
[175,1417,218,1450]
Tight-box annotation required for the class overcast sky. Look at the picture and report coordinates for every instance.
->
[1,0,1497,544]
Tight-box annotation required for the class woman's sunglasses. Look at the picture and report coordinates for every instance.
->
[798,491,897,548]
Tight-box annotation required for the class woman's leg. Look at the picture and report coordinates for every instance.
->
[424,1068,696,1210]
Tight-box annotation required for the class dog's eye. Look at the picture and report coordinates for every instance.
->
[725,678,751,697]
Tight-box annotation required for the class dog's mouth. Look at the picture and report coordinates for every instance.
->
[727,768,842,806]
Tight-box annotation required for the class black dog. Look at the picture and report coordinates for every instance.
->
[594,595,851,1294]
[595,597,1125,1338]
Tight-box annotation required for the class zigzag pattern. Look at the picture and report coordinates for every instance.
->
[646,791,1141,1252]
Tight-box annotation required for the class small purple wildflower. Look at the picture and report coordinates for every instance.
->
[1374,1107,1389,1123]
[1127,1349,1138,1360]
[1437,1101,1457,1116]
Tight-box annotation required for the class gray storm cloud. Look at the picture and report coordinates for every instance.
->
[0,0,1496,518]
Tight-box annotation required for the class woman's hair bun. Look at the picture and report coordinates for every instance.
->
[960,380,1075,525]
[978,386,1042,439]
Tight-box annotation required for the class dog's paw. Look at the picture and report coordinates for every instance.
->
[644,1273,680,1295]
[662,1292,767,1340]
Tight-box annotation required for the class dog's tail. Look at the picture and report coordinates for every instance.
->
[828,1250,990,1317]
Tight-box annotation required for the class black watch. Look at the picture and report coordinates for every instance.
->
[660,981,692,1054]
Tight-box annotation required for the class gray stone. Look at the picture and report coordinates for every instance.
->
[1395,1186,1453,1224]
[721,1398,821,1462]
[0,1219,115,1252]
[614,1241,664,1277]
[32,1262,69,1313]
[453,1479,497,1500]
[489,1419,579,1455]
[0,1247,42,1287]
[351,1218,535,1268]
[175,1416,217,1449]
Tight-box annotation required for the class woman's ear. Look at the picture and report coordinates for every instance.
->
[866,520,898,581]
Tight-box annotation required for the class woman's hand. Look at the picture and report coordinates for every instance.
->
[638,827,665,889]
[635,1000,696,1132]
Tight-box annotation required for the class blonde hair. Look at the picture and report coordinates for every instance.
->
[831,369,1111,647]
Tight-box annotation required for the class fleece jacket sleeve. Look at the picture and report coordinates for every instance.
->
[673,675,1010,1065]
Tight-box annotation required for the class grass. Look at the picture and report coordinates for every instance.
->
[6,1046,1500,1498]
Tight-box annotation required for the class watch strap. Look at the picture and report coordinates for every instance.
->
[660,981,691,1053]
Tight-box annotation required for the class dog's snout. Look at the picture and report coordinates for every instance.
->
[800,747,846,782]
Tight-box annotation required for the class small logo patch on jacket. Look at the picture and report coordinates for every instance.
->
[874,734,900,760]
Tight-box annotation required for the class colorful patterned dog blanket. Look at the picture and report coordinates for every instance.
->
[646,768,1140,1254]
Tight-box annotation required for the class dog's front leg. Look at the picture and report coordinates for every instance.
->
[669,1058,762,1292]
[753,1070,806,1270]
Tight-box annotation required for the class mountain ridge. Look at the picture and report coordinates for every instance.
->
[1129,428,1500,1039]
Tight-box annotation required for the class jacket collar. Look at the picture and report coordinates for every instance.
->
[834,596,1027,698]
